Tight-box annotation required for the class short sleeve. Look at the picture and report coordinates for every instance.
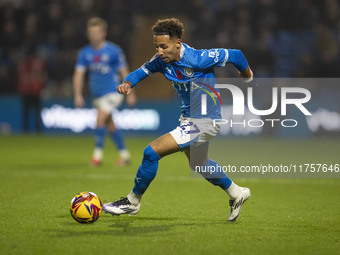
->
[193,48,229,69]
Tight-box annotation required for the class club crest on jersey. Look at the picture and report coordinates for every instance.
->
[101,54,109,62]
[184,67,194,77]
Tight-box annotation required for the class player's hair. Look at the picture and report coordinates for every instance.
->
[152,18,184,39]
[87,17,108,31]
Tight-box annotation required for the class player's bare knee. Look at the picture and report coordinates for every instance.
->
[106,121,116,132]
[143,144,161,162]
[96,117,107,127]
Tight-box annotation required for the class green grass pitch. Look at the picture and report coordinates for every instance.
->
[0,135,339,255]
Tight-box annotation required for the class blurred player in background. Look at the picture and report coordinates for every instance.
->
[103,18,253,221]
[73,17,136,167]
[17,47,46,133]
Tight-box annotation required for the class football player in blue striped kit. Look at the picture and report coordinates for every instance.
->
[73,17,136,167]
[103,18,253,221]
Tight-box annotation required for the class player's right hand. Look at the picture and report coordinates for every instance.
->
[117,82,132,95]
[74,95,85,108]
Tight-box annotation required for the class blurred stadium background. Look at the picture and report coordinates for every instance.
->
[0,0,340,137]
[1,2,339,255]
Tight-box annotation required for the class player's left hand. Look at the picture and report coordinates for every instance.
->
[117,82,132,95]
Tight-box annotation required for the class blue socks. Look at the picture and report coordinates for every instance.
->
[111,130,126,151]
[131,146,231,196]
[95,127,127,151]
[133,145,161,195]
[199,159,232,190]
[95,127,106,148]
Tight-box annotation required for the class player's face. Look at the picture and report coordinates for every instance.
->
[87,25,106,48]
[153,35,181,63]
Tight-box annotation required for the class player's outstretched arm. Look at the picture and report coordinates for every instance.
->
[117,66,150,95]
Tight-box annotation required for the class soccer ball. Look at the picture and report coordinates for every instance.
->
[70,191,102,223]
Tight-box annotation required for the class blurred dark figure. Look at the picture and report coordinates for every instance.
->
[0,61,14,94]
[250,29,275,77]
[312,24,340,77]
[17,49,46,133]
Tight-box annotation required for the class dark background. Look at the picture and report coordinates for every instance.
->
[1,0,339,98]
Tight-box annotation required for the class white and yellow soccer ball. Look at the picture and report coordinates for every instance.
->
[70,191,102,223]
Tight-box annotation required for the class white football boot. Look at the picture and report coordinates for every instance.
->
[228,187,251,221]
[103,197,140,216]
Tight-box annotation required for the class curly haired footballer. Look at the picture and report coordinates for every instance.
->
[152,18,184,39]
[104,17,254,222]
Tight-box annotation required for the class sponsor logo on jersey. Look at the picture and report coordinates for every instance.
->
[208,49,220,62]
